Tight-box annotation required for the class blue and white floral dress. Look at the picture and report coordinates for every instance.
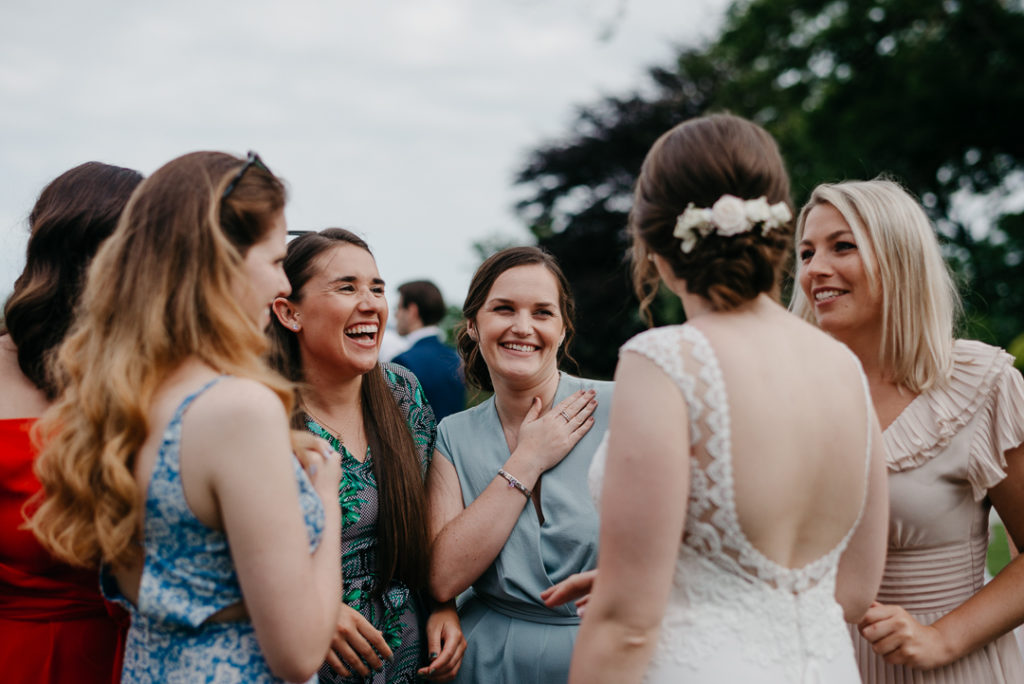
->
[103,377,326,683]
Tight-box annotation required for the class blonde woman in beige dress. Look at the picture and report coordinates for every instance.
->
[793,179,1024,683]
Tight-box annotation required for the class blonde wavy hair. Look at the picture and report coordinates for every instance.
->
[28,151,293,570]
[790,179,960,393]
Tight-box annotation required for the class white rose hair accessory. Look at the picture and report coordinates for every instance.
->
[672,194,792,254]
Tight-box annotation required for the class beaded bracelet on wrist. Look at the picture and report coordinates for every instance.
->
[497,468,532,499]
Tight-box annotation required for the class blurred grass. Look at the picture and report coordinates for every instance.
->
[989,522,1011,577]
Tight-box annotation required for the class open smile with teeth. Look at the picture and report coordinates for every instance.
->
[501,342,539,353]
[345,323,379,340]
[815,289,847,302]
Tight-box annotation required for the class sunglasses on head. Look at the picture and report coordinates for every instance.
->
[222,150,272,199]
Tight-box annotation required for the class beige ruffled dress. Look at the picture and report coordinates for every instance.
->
[851,340,1024,683]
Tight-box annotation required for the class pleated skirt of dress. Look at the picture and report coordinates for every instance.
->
[851,619,1024,684]
[850,538,1024,683]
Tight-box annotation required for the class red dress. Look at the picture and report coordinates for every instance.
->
[0,418,125,683]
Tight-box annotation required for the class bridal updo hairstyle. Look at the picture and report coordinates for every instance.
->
[456,246,577,392]
[631,113,793,317]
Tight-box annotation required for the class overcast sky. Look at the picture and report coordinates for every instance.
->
[1,0,729,312]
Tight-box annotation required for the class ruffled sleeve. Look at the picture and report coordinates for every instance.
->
[883,340,1024,500]
[966,345,1024,500]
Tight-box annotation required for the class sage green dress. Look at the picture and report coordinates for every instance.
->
[435,373,613,684]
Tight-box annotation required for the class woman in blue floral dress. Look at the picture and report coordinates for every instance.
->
[28,151,344,683]
[270,228,466,683]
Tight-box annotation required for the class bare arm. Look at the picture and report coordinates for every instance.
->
[835,409,889,623]
[426,449,534,602]
[200,381,343,682]
[427,390,596,602]
[568,353,689,684]
[859,442,1024,669]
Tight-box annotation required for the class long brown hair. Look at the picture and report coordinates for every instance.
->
[29,151,291,569]
[2,162,143,399]
[456,246,577,391]
[268,228,429,595]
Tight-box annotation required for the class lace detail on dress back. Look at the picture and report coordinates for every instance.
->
[590,324,872,682]
[621,325,870,592]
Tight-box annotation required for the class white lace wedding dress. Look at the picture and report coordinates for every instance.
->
[589,325,871,684]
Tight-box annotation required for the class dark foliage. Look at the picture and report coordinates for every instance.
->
[515,0,1024,376]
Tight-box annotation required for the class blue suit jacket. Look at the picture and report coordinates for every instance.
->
[392,336,465,422]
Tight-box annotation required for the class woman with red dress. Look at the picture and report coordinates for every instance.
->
[0,162,143,682]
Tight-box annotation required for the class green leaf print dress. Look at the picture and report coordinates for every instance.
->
[308,363,436,684]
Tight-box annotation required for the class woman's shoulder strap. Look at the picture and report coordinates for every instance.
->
[170,375,228,425]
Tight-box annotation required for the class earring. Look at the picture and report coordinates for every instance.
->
[292,324,299,331]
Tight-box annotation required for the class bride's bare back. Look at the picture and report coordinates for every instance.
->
[576,297,888,682]
[689,303,874,571]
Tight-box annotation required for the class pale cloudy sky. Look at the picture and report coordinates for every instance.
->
[0,0,728,311]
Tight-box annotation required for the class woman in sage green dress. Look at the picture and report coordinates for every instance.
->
[427,247,613,683]
[270,228,465,683]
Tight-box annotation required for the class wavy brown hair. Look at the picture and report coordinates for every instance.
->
[630,113,793,320]
[2,162,143,399]
[268,228,429,595]
[456,246,577,391]
[29,151,291,570]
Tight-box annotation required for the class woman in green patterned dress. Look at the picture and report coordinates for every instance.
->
[269,228,465,683]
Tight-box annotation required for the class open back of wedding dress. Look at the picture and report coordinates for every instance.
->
[589,325,871,684]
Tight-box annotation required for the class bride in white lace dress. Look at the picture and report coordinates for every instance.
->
[560,115,890,684]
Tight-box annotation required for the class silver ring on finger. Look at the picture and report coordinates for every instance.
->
[559,410,571,423]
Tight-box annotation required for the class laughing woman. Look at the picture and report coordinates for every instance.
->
[269,228,465,684]
[427,246,612,683]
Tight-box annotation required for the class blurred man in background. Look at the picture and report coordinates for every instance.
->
[392,280,465,421]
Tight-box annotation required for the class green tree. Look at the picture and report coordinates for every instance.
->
[515,0,1024,376]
